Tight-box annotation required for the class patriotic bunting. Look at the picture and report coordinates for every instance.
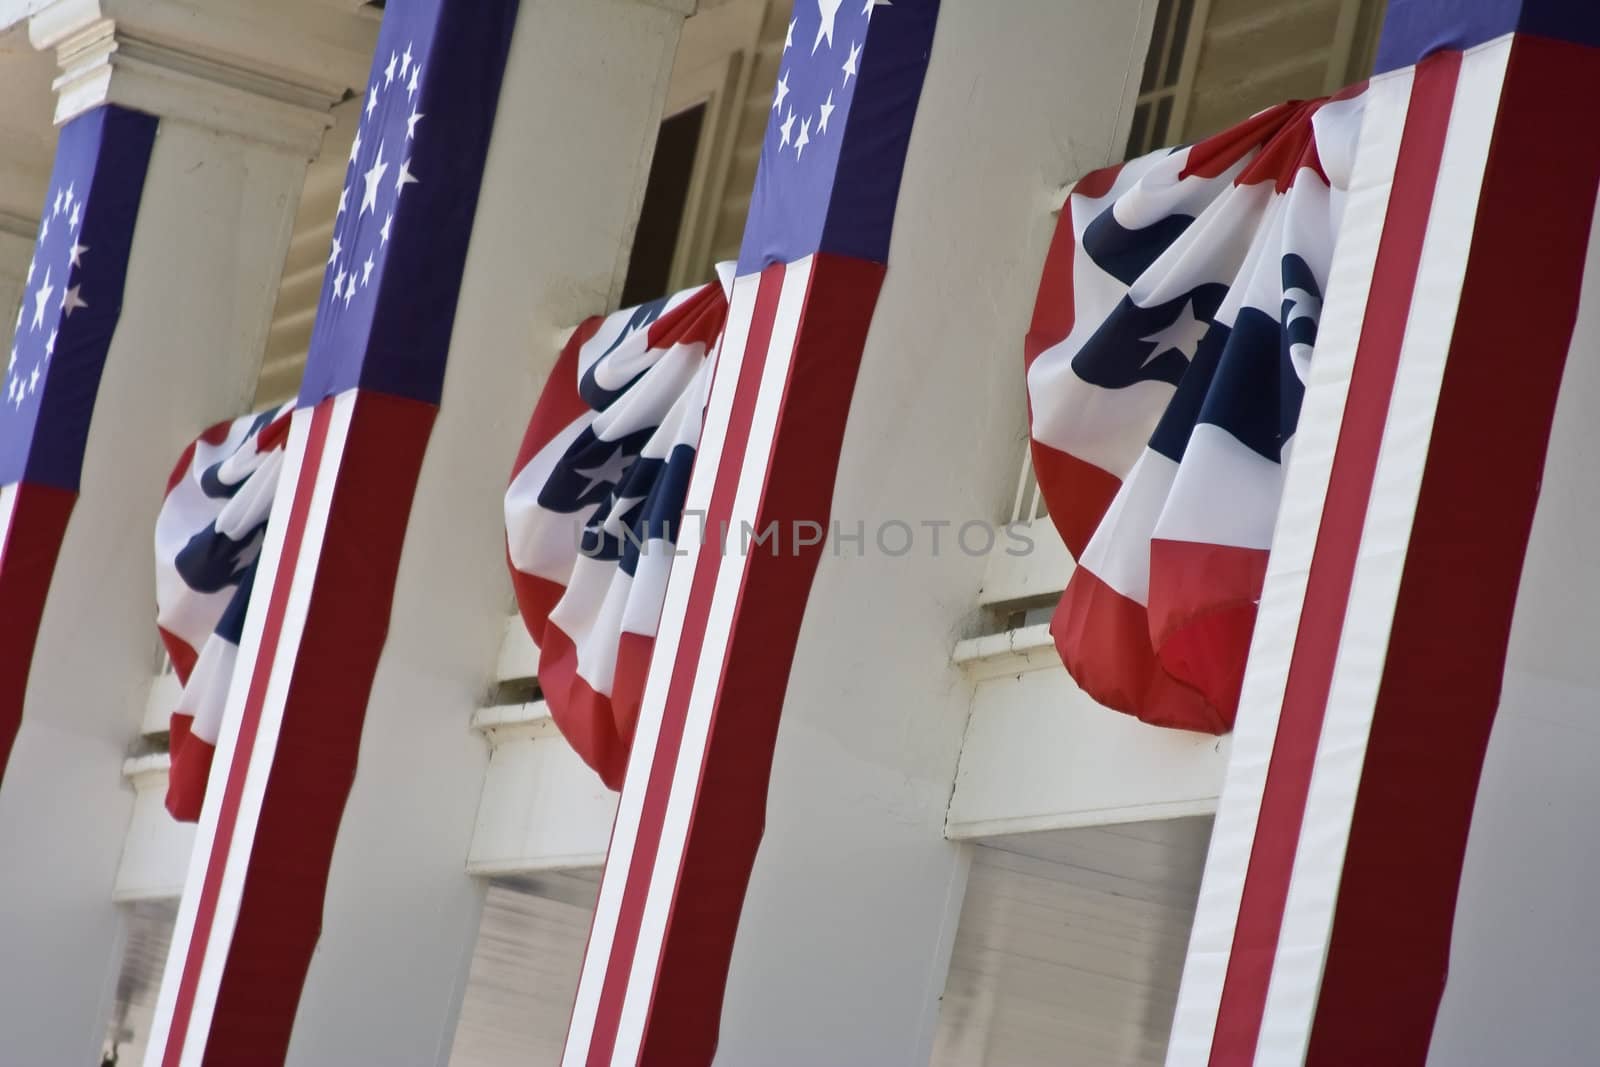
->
[154,404,292,820]
[506,268,731,788]
[1025,92,1366,733]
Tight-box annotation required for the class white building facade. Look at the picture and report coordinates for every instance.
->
[1,0,1598,1064]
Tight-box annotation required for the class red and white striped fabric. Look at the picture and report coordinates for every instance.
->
[506,267,730,789]
[154,403,291,821]
[1025,92,1366,733]
[1169,32,1600,1064]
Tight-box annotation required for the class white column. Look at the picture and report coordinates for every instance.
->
[0,4,371,1064]
[278,1,691,1061]
[710,1,1156,1063]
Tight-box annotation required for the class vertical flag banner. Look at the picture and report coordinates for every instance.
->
[1025,92,1366,734]
[146,0,521,1062]
[1168,2,1600,1063]
[0,105,156,781]
[506,269,731,790]
[563,1,942,1064]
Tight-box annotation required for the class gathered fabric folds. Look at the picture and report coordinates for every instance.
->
[505,267,731,789]
[155,402,293,820]
[1025,91,1366,732]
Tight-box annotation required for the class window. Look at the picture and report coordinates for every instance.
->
[1125,0,1201,159]
[620,104,708,307]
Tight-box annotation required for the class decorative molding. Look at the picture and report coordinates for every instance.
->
[46,21,334,151]
[14,0,382,150]
[470,700,560,743]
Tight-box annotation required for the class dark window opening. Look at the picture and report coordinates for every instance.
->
[620,103,706,307]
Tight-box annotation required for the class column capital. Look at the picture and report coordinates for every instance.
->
[5,0,379,154]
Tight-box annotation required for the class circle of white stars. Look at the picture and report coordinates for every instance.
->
[326,39,424,310]
[772,0,891,162]
[8,181,88,408]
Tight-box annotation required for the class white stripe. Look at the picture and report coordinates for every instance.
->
[1255,41,1510,1064]
[1163,64,1415,1067]
[1079,447,1177,603]
[1155,424,1283,551]
[0,483,18,563]
[609,255,814,1064]
[562,271,761,1065]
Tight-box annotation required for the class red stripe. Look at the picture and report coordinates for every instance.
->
[1052,564,1225,733]
[0,483,76,784]
[1207,53,1462,1064]
[583,264,787,1065]
[1148,537,1269,727]
[163,400,334,1066]
[165,713,215,823]
[633,254,884,1063]
[1306,38,1600,1064]
[538,619,629,790]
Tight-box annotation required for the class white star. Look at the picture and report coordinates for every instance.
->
[349,127,363,165]
[343,274,357,305]
[361,253,375,287]
[63,183,74,213]
[31,267,53,331]
[814,0,843,52]
[6,346,14,370]
[779,108,796,148]
[70,202,81,230]
[407,63,421,100]
[772,70,790,113]
[51,190,62,218]
[574,447,633,495]
[366,85,378,118]
[327,236,342,266]
[333,265,347,293]
[794,117,812,159]
[384,50,398,86]
[361,141,390,215]
[394,157,418,197]
[60,285,87,317]
[842,40,861,84]
[401,43,413,78]
[69,242,88,269]
[40,216,49,242]
[29,364,39,393]
[406,108,424,140]
[1139,299,1209,366]
[25,255,34,285]
[380,212,393,245]
[337,185,349,217]
[44,330,55,358]
[784,18,795,51]
[818,90,836,134]
[863,0,890,19]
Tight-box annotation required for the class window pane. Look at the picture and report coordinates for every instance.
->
[1125,101,1152,160]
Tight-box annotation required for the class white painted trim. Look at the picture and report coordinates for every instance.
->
[470,700,559,742]
[494,613,540,684]
[113,753,196,904]
[142,669,181,737]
